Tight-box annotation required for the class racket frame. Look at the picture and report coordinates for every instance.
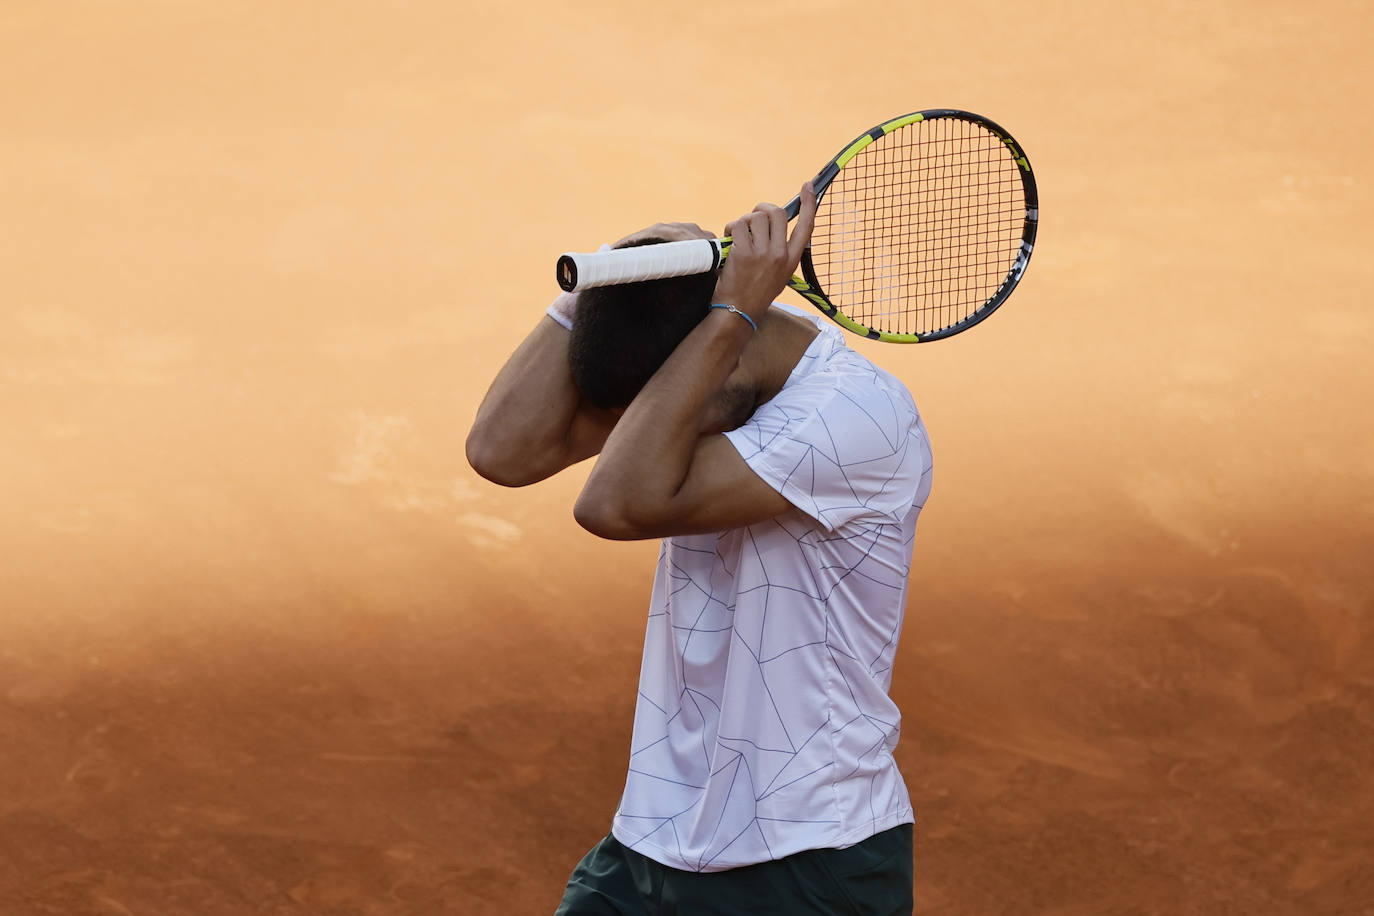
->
[793,109,1039,342]
[557,109,1039,343]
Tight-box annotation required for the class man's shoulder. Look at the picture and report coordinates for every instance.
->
[731,349,920,468]
[777,328,919,425]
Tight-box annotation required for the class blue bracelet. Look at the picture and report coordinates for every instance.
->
[710,303,757,333]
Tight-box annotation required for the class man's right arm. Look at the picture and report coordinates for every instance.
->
[465,312,618,487]
[469,221,716,487]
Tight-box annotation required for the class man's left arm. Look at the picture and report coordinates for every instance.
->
[574,185,816,540]
[573,322,792,540]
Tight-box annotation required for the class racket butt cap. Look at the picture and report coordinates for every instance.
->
[556,255,578,292]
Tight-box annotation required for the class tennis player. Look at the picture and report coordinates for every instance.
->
[467,184,932,915]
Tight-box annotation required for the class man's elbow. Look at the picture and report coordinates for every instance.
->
[465,430,541,488]
[573,494,653,541]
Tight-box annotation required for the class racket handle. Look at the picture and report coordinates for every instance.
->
[557,238,725,292]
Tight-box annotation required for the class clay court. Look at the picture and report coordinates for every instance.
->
[2,1,1372,913]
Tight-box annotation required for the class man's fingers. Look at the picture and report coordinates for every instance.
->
[725,213,758,265]
[616,220,718,247]
[749,204,788,251]
[743,212,768,249]
[675,221,714,240]
[787,181,818,264]
[724,217,746,253]
[746,205,786,243]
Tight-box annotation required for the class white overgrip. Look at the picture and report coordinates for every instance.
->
[557,238,722,291]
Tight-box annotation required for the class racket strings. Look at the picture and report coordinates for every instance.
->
[809,117,1027,336]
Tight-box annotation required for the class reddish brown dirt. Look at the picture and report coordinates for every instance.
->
[3,2,1372,913]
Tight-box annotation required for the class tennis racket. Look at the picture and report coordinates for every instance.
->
[556,109,1038,343]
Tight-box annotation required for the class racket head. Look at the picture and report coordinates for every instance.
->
[791,110,1039,343]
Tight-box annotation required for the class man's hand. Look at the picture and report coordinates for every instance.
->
[711,182,818,325]
[615,221,716,247]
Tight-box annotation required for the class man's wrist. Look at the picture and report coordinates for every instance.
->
[702,304,758,344]
[709,302,757,333]
[546,243,612,330]
[546,291,578,331]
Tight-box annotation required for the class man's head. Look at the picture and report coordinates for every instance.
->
[568,232,816,434]
[568,236,718,410]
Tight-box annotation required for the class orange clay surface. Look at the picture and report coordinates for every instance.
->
[2,2,1373,913]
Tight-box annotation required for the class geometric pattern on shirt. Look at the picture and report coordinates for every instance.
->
[613,330,932,871]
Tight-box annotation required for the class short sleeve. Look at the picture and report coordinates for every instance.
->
[724,360,927,532]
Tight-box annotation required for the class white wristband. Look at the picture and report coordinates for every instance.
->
[546,291,577,330]
[546,243,611,328]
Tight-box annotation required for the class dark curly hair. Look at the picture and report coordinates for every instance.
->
[568,237,718,409]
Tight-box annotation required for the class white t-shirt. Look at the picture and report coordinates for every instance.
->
[611,305,934,872]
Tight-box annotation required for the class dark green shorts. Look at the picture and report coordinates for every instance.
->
[554,824,913,915]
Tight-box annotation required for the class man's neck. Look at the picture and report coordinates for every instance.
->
[752,306,821,405]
